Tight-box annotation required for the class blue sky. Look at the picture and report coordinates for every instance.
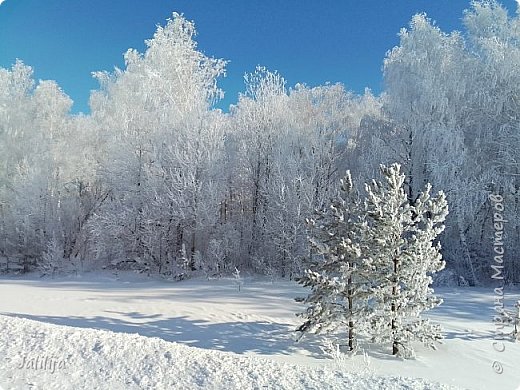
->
[0,0,518,113]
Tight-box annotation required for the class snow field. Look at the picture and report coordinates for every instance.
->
[0,272,518,389]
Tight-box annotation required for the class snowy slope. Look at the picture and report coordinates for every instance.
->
[0,272,518,389]
[0,314,456,390]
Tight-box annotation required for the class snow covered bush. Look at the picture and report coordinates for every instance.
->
[39,235,65,278]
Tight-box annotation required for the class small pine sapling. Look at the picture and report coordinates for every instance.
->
[233,267,243,292]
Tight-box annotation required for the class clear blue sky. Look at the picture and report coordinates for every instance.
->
[0,0,518,113]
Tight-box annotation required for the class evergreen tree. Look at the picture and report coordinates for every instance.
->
[296,164,447,358]
[365,163,448,357]
[295,171,373,352]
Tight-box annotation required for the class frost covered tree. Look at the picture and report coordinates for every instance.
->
[0,61,80,273]
[227,67,289,271]
[296,164,447,357]
[226,75,353,276]
[376,2,520,285]
[296,171,373,352]
[89,13,226,274]
[365,164,448,357]
[461,0,520,284]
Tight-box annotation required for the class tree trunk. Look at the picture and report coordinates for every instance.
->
[392,256,399,356]
[456,199,478,286]
[348,280,354,351]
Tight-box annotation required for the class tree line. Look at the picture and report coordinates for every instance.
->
[0,1,518,285]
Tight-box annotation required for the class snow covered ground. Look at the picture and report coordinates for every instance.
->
[0,272,518,389]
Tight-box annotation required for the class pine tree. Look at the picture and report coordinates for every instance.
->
[365,163,448,357]
[295,171,373,352]
[295,164,448,358]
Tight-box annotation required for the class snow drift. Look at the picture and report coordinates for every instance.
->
[0,315,457,390]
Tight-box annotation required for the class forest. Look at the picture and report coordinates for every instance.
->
[0,0,518,286]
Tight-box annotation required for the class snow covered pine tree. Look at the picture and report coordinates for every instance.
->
[295,171,374,352]
[365,163,448,358]
[296,164,448,358]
